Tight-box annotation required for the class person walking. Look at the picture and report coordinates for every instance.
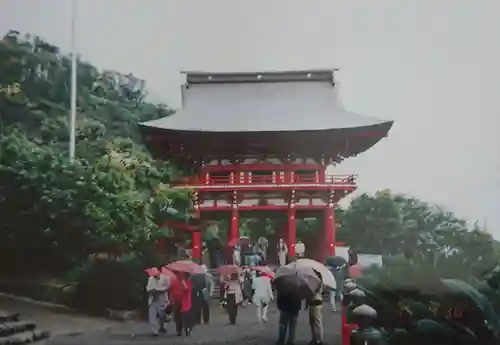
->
[145,267,171,336]
[201,265,213,324]
[223,273,243,325]
[295,240,305,258]
[275,288,302,345]
[190,271,206,326]
[277,238,288,267]
[307,273,324,345]
[233,244,242,266]
[170,272,193,336]
[242,269,254,306]
[327,264,345,312]
[252,272,273,323]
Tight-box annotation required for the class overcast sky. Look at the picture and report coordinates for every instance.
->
[1,0,499,236]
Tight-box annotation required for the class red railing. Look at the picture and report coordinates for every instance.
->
[175,173,356,186]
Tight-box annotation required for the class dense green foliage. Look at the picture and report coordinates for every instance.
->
[341,192,500,344]
[0,30,191,274]
[353,264,500,345]
[338,190,499,272]
[68,254,151,314]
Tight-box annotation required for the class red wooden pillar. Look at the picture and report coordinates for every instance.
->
[191,231,202,261]
[229,191,239,242]
[191,192,202,262]
[287,190,297,259]
[323,191,336,262]
[230,208,239,242]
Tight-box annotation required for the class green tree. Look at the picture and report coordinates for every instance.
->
[339,189,498,277]
[0,31,189,273]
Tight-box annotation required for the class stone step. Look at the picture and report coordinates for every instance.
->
[0,329,50,345]
[0,311,19,323]
[0,321,36,336]
[0,311,50,345]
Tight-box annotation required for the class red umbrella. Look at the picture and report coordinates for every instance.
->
[166,260,205,274]
[228,236,251,247]
[251,266,275,279]
[216,264,242,276]
[160,267,178,281]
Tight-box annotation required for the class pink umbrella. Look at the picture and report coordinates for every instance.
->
[216,264,242,276]
[160,267,178,282]
[251,266,275,279]
[166,260,205,275]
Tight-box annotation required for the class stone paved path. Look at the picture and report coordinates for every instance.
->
[48,302,341,345]
[0,294,121,336]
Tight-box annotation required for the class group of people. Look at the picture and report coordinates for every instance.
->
[219,268,275,325]
[231,237,307,268]
[145,265,213,337]
[218,263,344,345]
[146,252,347,345]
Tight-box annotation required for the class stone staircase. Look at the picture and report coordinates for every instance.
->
[0,310,50,345]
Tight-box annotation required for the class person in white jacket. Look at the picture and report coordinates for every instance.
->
[233,244,241,266]
[295,240,305,258]
[277,239,288,266]
[252,273,274,323]
[145,267,171,336]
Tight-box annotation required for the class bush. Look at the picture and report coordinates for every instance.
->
[68,251,163,314]
[353,261,500,345]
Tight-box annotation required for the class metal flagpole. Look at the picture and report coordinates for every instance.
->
[69,0,77,162]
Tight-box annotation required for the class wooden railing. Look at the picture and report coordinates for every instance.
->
[175,173,356,186]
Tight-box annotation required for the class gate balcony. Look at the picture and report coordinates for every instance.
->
[174,173,356,190]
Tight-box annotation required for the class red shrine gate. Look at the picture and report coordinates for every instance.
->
[140,70,393,262]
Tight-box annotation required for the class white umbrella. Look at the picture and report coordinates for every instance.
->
[295,258,336,289]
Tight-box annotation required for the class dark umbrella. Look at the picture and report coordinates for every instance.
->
[274,262,321,299]
[326,256,347,268]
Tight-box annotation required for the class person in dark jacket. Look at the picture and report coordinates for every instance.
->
[189,272,206,326]
[200,265,213,324]
[276,290,302,345]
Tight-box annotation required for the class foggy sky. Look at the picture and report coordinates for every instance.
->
[1,0,499,236]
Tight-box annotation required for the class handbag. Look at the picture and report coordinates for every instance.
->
[165,303,173,315]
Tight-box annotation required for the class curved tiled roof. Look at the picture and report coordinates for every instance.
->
[140,70,393,163]
[141,70,392,133]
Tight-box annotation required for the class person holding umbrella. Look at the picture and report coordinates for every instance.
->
[189,269,206,326]
[145,267,171,336]
[170,272,193,336]
[306,270,324,345]
[194,264,213,324]
[275,289,302,345]
[274,263,323,345]
[325,256,348,312]
[223,273,243,325]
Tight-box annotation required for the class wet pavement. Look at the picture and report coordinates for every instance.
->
[48,302,341,345]
[0,294,121,336]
